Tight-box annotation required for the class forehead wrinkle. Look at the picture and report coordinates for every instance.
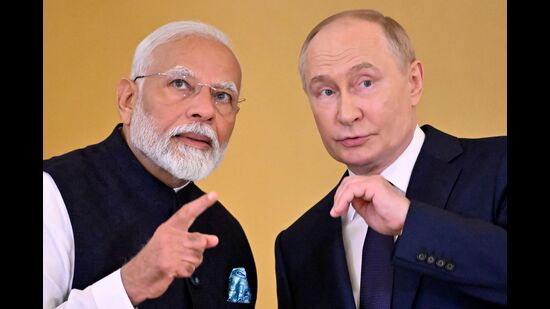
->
[307,47,367,82]
[309,47,360,69]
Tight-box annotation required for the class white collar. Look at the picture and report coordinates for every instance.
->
[346,125,425,221]
[173,180,191,192]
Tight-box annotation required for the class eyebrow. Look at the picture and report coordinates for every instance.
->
[308,62,375,88]
[215,81,239,95]
[167,65,195,77]
[347,62,374,77]
[168,65,239,94]
[309,75,330,86]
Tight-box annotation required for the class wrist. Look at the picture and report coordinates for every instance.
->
[121,262,147,306]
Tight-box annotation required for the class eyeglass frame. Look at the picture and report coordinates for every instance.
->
[132,68,245,113]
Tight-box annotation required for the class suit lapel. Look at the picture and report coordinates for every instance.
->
[322,211,357,309]
[392,125,463,308]
[316,172,356,309]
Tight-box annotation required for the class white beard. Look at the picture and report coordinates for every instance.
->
[129,99,226,181]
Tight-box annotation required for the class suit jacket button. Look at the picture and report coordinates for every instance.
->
[190,275,200,287]
[436,259,446,268]
[445,262,455,272]
[416,252,427,261]
[426,255,435,264]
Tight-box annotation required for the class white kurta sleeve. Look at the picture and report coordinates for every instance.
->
[43,172,134,309]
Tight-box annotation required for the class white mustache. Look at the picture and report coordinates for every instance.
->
[168,122,219,148]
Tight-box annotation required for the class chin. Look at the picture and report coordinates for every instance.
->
[332,153,366,166]
[337,148,378,169]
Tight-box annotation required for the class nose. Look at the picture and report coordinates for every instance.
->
[185,85,215,121]
[337,91,362,125]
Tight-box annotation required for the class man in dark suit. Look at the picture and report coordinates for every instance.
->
[43,21,256,308]
[275,9,506,308]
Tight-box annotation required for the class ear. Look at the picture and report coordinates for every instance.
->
[116,79,138,124]
[408,60,424,107]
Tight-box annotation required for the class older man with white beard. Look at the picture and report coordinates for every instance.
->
[43,21,256,309]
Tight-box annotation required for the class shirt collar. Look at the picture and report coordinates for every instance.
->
[173,180,191,192]
[346,125,425,221]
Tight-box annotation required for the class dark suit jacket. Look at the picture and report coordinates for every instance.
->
[275,125,507,308]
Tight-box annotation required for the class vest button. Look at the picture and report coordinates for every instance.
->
[190,275,200,287]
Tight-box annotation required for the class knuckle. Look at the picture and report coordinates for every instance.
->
[158,258,172,274]
[197,235,208,247]
[185,232,198,243]
[179,268,189,277]
[155,223,168,235]
[184,263,195,276]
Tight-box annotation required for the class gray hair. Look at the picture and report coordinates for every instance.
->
[298,9,416,87]
[131,21,236,80]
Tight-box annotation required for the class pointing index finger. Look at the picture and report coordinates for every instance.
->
[167,192,218,231]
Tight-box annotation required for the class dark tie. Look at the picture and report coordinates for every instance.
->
[359,227,394,309]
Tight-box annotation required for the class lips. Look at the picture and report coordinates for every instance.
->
[175,132,212,149]
[337,135,370,147]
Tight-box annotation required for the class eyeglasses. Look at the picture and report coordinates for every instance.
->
[133,67,244,116]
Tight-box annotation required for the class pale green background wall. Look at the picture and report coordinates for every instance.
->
[44,1,506,307]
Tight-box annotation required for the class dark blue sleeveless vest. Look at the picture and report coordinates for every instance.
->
[44,125,257,308]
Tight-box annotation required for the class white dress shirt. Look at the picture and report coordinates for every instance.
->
[43,172,189,309]
[341,125,425,308]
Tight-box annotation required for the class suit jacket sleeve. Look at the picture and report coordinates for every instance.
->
[394,145,507,305]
